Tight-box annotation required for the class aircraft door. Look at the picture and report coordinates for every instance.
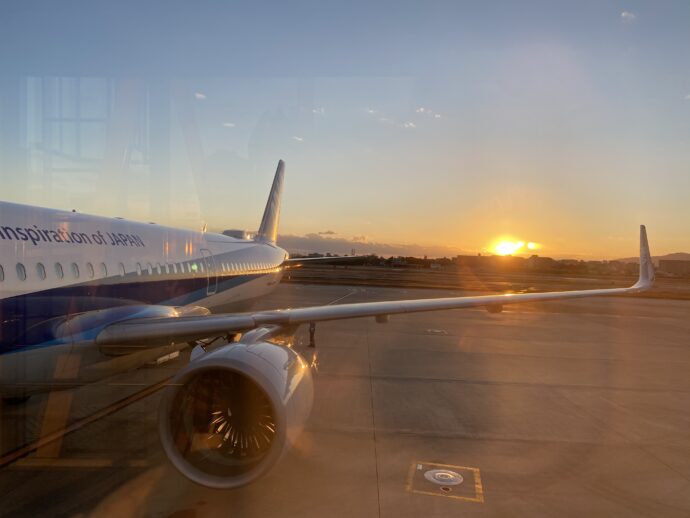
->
[200,249,218,295]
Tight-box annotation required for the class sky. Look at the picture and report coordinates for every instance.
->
[0,1,689,259]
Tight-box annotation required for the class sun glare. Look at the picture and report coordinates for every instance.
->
[494,240,524,255]
[492,239,540,256]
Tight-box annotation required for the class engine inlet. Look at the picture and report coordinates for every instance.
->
[167,369,277,479]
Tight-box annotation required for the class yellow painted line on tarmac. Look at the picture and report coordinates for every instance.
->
[36,353,82,458]
[10,458,150,469]
[0,377,171,469]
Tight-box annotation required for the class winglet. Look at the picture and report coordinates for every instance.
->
[634,225,655,290]
[255,160,285,244]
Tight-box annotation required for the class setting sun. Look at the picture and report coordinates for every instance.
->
[492,239,541,256]
[494,240,524,256]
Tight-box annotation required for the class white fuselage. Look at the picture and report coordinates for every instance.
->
[0,201,288,396]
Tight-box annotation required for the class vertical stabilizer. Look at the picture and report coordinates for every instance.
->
[256,160,285,244]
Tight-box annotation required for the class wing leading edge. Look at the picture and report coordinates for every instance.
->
[96,226,654,347]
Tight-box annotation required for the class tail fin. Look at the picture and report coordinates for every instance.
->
[255,160,285,244]
[634,224,655,290]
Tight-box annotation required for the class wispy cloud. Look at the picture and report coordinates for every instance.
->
[312,107,325,115]
[222,122,235,127]
[685,93,690,101]
[318,230,336,235]
[415,106,443,119]
[620,11,636,23]
[402,121,416,129]
[194,92,207,100]
[292,136,304,142]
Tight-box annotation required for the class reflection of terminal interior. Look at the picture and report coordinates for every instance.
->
[0,77,186,222]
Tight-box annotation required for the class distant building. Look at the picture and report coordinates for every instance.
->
[659,260,690,275]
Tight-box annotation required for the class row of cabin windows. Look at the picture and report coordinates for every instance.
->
[0,260,280,282]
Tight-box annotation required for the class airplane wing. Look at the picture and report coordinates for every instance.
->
[96,226,655,347]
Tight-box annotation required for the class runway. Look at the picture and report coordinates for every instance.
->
[1,284,690,517]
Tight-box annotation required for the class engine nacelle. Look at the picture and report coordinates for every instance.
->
[158,341,313,488]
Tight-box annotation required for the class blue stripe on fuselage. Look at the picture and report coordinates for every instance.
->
[0,272,265,353]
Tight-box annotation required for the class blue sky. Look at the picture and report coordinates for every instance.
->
[1,1,689,258]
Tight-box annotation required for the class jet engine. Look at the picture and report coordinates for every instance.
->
[158,341,313,488]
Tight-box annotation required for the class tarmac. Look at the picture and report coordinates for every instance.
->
[1,283,690,517]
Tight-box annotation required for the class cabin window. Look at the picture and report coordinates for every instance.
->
[55,263,64,279]
[71,263,80,278]
[16,263,26,281]
[0,264,4,282]
[136,263,142,276]
[165,263,170,274]
[100,263,107,277]
[154,263,161,275]
[172,263,177,274]
[36,262,46,280]
[147,263,153,275]
[119,263,126,276]
[86,262,95,278]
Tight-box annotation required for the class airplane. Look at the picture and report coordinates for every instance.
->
[0,160,655,488]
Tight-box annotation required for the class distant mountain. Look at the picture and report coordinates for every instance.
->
[615,252,690,265]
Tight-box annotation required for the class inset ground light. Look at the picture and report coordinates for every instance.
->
[406,461,484,503]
